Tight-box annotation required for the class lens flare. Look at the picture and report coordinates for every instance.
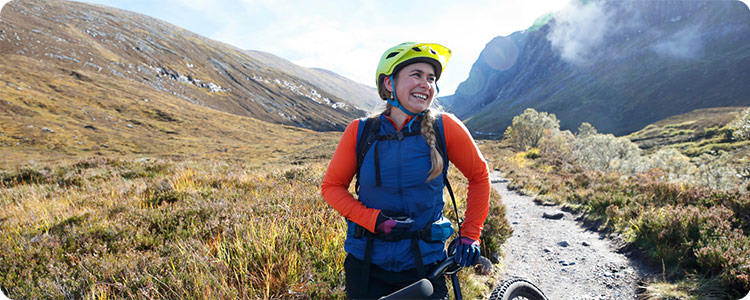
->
[483,36,519,71]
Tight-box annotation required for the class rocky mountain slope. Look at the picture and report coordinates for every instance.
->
[440,0,750,137]
[0,0,369,132]
[245,50,381,112]
[0,0,365,161]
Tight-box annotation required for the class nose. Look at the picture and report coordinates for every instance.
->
[418,77,432,89]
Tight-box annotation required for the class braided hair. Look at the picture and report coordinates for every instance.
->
[420,109,443,182]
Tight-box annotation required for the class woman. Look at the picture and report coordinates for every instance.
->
[321,42,490,299]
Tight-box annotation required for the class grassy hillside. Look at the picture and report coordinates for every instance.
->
[1,0,364,132]
[0,54,341,166]
[627,106,750,156]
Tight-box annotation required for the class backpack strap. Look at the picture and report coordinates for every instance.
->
[433,115,463,237]
[355,117,380,194]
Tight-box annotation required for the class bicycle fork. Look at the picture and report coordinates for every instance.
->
[451,273,462,300]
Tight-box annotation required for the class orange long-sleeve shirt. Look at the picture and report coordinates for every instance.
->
[321,113,490,242]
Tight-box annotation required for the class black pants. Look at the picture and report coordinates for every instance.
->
[344,254,448,300]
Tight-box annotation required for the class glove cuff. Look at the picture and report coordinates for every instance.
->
[375,212,388,226]
[458,236,479,246]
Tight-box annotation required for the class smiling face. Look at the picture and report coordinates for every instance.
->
[385,62,437,114]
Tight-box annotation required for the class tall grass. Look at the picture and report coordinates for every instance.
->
[0,156,510,299]
[0,158,346,299]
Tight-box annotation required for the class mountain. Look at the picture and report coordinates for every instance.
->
[0,0,368,133]
[440,0,750,137]
[0,0,369,161]
[245,50,381,112]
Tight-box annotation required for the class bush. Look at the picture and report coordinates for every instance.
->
[503,108,560,150]
[539,130,574,161]
[648,148,696,183]
[694,152,743,192]
[571,126,644,174]
[695,228,750,291]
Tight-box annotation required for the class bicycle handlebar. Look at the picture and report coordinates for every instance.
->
[428,255,462,280]
[379,255,462,300]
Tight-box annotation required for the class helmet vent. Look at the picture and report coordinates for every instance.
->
[386,52,399,59]
[412,47,422,52]
[429,49,437,55]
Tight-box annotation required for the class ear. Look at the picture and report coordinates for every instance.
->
[383,76,394,93]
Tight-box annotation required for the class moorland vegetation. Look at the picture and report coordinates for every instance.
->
[0,147,510,299]
[2,107,748,299]
[495,107,750,299]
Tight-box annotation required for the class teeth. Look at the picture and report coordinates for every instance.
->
[412,93,427,100]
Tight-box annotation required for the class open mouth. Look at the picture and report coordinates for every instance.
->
[411,93,428,100]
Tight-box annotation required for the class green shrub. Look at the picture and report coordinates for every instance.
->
[503,108,560,150]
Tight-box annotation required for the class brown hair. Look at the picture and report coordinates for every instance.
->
[420,109,443,182]
[378,74,393,100]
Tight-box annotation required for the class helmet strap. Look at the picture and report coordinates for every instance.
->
[387,75,419,117]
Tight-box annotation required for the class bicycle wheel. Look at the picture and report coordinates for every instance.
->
[489,277,548,300]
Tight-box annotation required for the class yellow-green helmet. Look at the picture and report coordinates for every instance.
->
[376,42,451,99]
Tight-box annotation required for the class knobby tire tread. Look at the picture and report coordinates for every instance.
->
[489,277,548,300]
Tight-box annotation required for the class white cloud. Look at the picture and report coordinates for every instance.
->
[547,1,611,66]
[652,25,704,59]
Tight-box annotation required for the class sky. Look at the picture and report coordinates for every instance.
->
[1,0,749,95]
[4,0,579,95]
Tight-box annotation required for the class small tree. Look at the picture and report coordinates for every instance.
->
[504,108,560,150]
[730,107,750,141]
[577,122,598,138]
[539,129,574,161]
[571,123,643,174]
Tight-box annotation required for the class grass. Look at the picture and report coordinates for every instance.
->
[0,53,347,166]
[483,137,750,299]
[0,154,511,299]
[644,275,733,300]
[626,107,747,155]
[0,158,347,299]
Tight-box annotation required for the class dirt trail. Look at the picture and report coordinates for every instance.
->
[491,172,655,299]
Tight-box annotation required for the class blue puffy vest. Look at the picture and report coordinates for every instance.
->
[345,113,451,272]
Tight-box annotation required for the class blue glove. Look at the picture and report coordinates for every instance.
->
[375,212,413,234]
[453,237,480,267]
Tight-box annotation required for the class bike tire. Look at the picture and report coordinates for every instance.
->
[489,277,548,300]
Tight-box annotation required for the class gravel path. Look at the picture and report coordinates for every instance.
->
[491,173,656,300]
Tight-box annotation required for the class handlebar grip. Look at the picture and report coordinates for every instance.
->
[379,278,433,299]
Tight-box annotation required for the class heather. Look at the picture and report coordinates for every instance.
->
[490,108,750,299]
